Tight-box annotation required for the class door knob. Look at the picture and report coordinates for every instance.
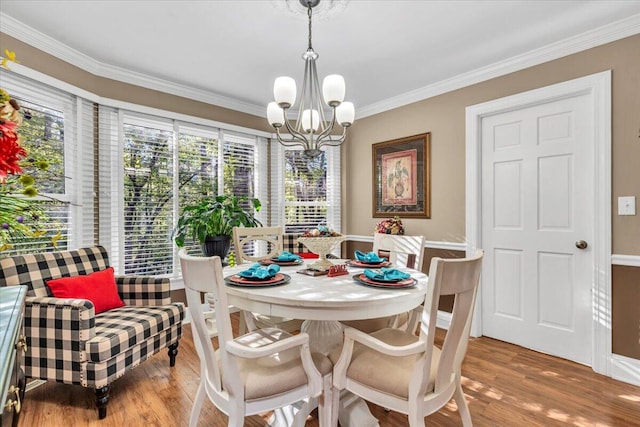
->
[575,240,588,249]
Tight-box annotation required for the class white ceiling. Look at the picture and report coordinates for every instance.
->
[2,0,640,119]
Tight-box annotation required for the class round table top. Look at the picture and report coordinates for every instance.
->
[223,260,429,322]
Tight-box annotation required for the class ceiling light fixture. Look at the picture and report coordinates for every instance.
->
[267,0,354,158]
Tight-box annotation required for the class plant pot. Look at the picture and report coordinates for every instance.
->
[201,235,231,260]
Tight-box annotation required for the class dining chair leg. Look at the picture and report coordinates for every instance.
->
[227,402,245,427]
[317,375,333,427]
[238,310,248,335]
[189,381,205,427]
[329,385,340,427]
[454,377,473,427]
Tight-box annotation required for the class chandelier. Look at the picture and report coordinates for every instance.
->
[267,0,355,158]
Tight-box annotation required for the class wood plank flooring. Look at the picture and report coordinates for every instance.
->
[18,313,640,426]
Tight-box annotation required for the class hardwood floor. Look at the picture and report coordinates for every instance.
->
[18,313,640,426]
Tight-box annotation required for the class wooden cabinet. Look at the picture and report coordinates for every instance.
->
[0,286,27,427]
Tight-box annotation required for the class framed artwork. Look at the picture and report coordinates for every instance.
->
[372,133,430,218]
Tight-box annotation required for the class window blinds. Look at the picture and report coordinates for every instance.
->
[0,71,95,255]
[270,144,341,235]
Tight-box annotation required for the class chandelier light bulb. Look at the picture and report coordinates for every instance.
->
[274,76,297,108]
[267,102,285,127]
[322,74,345,107]
[301,109,320,132]
[336,101,355,127]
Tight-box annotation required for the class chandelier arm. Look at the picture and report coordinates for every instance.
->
[282,115,313,148]
[313,107,339,143]
[310,58,327,132]
[275,127,312,147]
[317,126,348,150]
[296,58,311,135]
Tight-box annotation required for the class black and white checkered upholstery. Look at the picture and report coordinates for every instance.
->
[0,246,184,389]
[282,233,315,255]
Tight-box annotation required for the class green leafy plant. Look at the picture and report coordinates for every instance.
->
[172,195,262,247]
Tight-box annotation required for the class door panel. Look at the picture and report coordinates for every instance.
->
[481,93,593,365]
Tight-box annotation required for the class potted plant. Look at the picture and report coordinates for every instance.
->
[173,194,262,258]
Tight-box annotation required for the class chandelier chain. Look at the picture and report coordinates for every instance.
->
[307,4,313,51]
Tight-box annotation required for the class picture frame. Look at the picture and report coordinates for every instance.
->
[372,133,431,218]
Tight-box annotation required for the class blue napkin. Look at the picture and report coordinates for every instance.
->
[354,250,387,263]
[238,263,280,279]
[364,268,410,282]
[275,251,301,262]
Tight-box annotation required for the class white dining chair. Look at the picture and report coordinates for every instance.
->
[332,250,484,427]
[179,250,333,427]
[233,226,283,262]
[233,226,304,334]
[342,233,426,334]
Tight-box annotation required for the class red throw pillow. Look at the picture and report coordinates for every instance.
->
[46,267,125,314]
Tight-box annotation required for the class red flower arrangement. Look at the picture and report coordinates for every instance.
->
[375,216,405,235]
[1,50,56,252]
[0,118,26,182]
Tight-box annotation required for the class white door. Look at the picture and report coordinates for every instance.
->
[480,93,593,365]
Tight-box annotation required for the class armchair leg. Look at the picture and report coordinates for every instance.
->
[95,385,110,419]
[168,342,179,367]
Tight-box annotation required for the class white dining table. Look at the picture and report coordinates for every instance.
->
[222,260,429,427]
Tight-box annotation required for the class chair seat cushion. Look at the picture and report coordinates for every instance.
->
[218,328,333,401]
[87,304,184,363]
[329,328,440,399]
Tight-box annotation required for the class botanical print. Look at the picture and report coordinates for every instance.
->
[381,149,417,205]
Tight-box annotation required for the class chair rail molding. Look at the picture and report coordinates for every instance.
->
[612,254,640,267]
[346,235,466,252]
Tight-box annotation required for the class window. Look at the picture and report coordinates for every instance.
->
[121,115,175,275]
[1,72,94,255]
[271,145,341,234]
[99,113,267,277]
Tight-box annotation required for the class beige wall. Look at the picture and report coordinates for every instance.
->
[344,34,640,360]
[345,34,640,255]
[0,33,272,132]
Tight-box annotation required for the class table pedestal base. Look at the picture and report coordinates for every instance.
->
[297,320,380,427]
[300,320,344,355]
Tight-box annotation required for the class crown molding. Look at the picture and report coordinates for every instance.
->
[357,13,640,118]
[2,12,639,119]
[0,13,265,117]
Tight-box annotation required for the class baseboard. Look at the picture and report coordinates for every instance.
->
[436,310,452,330]
[611,354,640,386]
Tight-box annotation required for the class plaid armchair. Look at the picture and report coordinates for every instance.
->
[0,246,184,419]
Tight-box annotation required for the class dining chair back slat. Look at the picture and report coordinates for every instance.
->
[233,226,283,263]
[373,233,426,271]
